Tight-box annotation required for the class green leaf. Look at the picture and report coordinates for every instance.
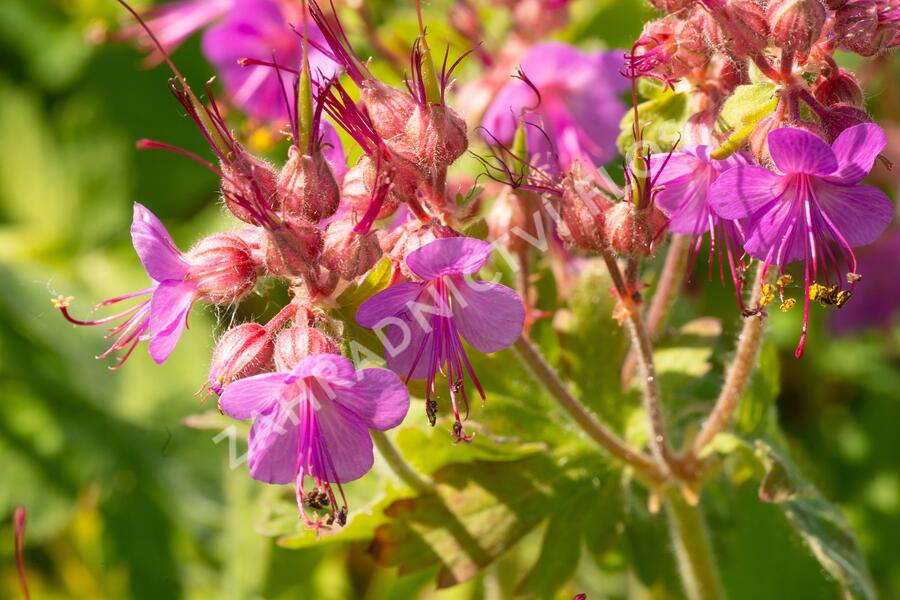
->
[755,441,876,600]
[335,256,393,311]
[371,455,621,589]
[712,83,778,159]
[617,88,690,155]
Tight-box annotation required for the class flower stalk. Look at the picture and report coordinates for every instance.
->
[665,488,724,600]
[371,430,435,494]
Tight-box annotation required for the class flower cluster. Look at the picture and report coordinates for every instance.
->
[60,0,893,530]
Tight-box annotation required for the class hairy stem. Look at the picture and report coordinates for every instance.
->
[691,263,767,455]
[622,234,691,386]
[371,430,435,494]
[665,489,724,600]
[512,335,668,484]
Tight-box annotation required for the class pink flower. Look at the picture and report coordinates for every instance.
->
[356,237,525,441]
[709,124,893,357]
[201,0,340,122]
[651,145,752,305]
[119,0,234,65]
[57,203,256,366]
[218,353,409,528]
[482,42,628,171]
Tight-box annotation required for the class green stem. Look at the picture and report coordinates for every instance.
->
[512,336,668,485]
[371,430,434,494]
[665,489,724,600]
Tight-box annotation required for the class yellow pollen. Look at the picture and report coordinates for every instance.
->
[779,298,796,312]
[51,295,73,309]
[776,274,793,287]
[760,284,776,307]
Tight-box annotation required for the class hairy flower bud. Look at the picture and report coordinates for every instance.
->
[703,0,769,58]
[487,187,543,254]
[834,0,882,55]
[820,103,872,138]
[209,323,274,394]
[814,68,864,107]
[749,112,783,165]
[263,220,323,278]
[277,147,340,224]
[649,0,694,13]
[220,152,279,225]
[342,159,401,221]
[605,203,667,257]
[512,0,570,38]
[273,324,340,372]
[397,105,469,176]
[322,220,383,280]
[186,233,257,304]
[361,81,418,142]
[768,0,826,57]
[558,170,614,252]
[382,220,457,278]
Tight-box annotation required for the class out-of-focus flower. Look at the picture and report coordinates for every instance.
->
[218,353,409,528]
[118,0,234,64]
[830,228,900,334]
[709,124,893,357]
[356,237,525,441]
[202,0,339,121]
[55,204,257,367]
[482,42,628,171]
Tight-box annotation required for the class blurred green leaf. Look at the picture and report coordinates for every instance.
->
[617,88,690,155]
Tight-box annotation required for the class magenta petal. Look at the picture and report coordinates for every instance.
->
[288,353,356,385]
[828,123,886,184]
[742,188,805,263]
[247,403,299,484]
[131,203,189,282]
[451,279,525,353]
[708,166,782,220]
[406,237,492,280]
[356,282,421,328]
[320,120,348,182]
[813,180,894,247]
[219,372,288,419]
[383,314,432,380]
[148,279,196,364]
[768,127,838,176]
[316,404,374,483]
[337,368,410,430]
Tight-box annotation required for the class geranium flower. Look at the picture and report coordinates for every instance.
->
[356,237,525,441]
[202,0,339,121]
[55,203,256,366]
[652,145,751,305]
[709,124,893,357]
[218,353,410,528]
[481,41,628,171]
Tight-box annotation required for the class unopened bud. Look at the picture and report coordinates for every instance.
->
[768,0,826,57]
[605,203,667,257]
[383,220,458,278]
[397,105,469,176]
[342,159,402,221]
[273,324,340,372]
[813,68,864,107]
[220,153,279,225]
[704,0,769,58]
[322,220,383,280]
[512,0,570,38]
[209,323,274,394]
[186,233,257,304]
[263,220,323,278]
[559,170,614,252]
[487,187,542,254]
[278,147,340,224]
[749,112,783,165]
[834,0,881,55]
[362,81,418,142]
[649,0,694,13]
[820,103,871,139]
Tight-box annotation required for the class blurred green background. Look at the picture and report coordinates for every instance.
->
[1,0,899,598]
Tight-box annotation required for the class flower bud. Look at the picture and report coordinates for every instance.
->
[322,220,383,280]
[361,81,418,143]
[342,159,401,221]
[704,0,769,58]
[820,103,871,139]
[263,220,323,278]
[186,233,257,304]
[277,147,340,224]
[558,170,614,252]
[487,187,542,254]
[813,68,864,107]
[397,105,469,176]
[834,0,881,55]
[209,323,274,394]
[512,0,570,38]
[382,219,457,278]
[768,0,826,57]
[649,0,694,13]
[273,324,340,372]
[605,203,667,257]
[220,152,279,225]
[749,112,783,165]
